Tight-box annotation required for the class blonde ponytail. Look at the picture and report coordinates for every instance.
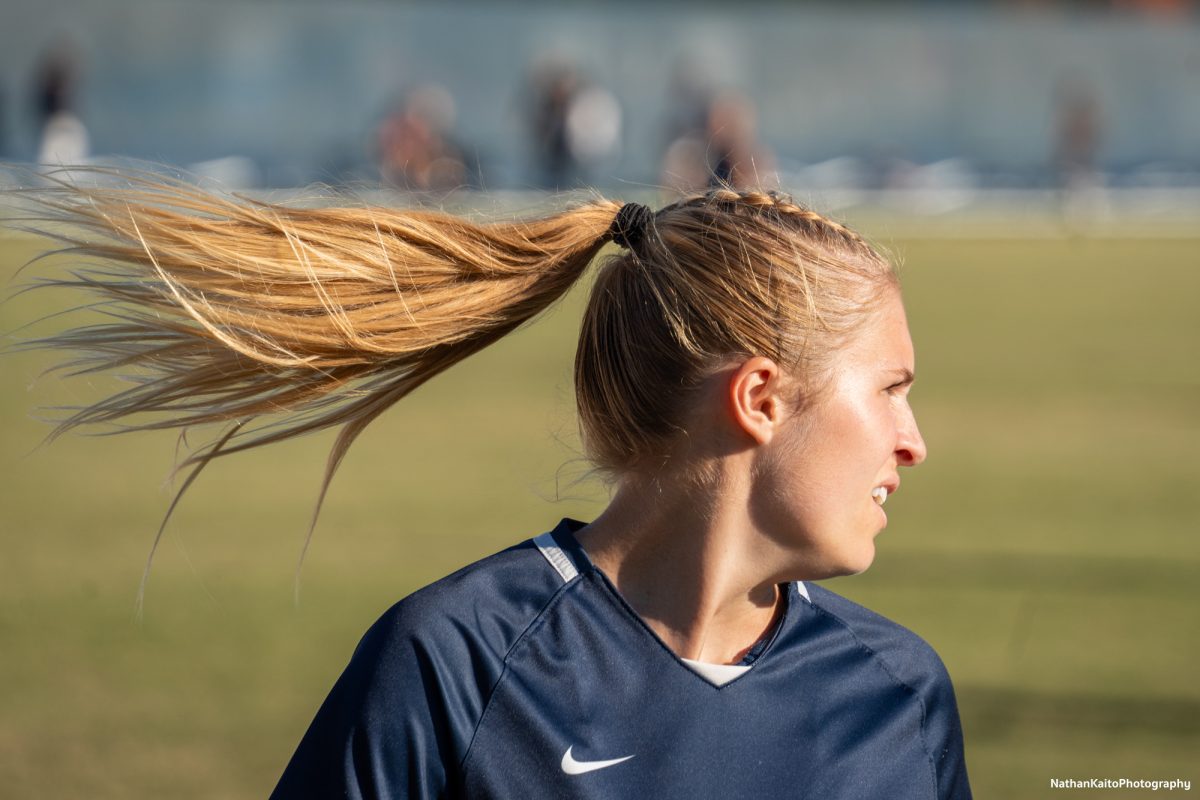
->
[13,171,620,600]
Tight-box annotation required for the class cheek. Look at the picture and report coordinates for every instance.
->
[823,398,891,471]
[765,434,850,520]
[755,436,823,521]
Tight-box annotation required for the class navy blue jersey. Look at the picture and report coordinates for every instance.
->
[272,519,971,799]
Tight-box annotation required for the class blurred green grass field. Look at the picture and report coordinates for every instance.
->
[1,225,1197,798]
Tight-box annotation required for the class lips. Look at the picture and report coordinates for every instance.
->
[871,478,900,506]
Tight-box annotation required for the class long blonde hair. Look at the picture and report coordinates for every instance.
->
[11,172,895,599]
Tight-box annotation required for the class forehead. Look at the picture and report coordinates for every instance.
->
[841,292,914,370]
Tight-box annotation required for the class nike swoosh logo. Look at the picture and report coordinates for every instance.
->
[560,745,634,775]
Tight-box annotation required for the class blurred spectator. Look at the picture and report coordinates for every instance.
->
[376,84,467,191]
[525,58,575,188]
[0,84,8,158]
[565,85,621,175]
[658,60,713,193]
[1053,75,1102,191]
[523,57,621,189]
[707,91,776,189]
[662,57,714,152]
[661,89,777,193]
[33,44,90,166]
[1053,74,1107,224]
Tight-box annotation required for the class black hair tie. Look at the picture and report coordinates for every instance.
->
[607,203,655,252]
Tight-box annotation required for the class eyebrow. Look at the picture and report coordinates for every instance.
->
[888,368,915,387]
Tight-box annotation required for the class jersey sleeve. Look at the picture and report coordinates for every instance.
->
[270,608,462,800]
[804,585,973,799]
[270,537,567,799]
[921,650,972,800]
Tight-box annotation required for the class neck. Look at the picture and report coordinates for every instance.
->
[576,472,786,665]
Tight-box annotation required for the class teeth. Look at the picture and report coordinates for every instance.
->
[871,487,888,506]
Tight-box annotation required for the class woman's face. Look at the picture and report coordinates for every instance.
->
[753,290,927,579]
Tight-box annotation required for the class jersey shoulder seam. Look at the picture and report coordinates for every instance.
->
[456,563,585,781]
[806,599,941,797]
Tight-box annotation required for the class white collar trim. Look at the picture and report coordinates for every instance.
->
[679,658,751,687]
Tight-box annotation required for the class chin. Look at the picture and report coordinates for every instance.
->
[798,543,876,581]
[836,542,877,577]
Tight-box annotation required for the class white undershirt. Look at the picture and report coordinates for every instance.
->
[678,582,811,687]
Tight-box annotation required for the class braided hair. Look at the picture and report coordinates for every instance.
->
[577,187,897,475]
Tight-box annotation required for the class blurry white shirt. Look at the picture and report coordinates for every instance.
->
[38,112,90,166]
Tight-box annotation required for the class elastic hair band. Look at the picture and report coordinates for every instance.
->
[606,203,655,252]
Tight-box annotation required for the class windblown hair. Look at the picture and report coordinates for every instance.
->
[10,171,895,596]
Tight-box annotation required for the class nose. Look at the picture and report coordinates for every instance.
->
[896,407,927,467]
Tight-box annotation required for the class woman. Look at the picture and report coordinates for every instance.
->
[17,179,970,798]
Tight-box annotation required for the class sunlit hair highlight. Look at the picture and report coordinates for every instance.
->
[11,170,617,605]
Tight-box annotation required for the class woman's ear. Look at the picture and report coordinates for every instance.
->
[727,356,785,446]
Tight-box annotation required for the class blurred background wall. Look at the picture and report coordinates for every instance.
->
[1,0,1197,191]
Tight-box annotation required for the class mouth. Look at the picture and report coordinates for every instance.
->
[871,479,900,506]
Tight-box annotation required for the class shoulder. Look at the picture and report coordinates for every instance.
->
[802,582,954,696]
[800,583,974,799]
[357,533,569,675]
[269,527,573,796]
